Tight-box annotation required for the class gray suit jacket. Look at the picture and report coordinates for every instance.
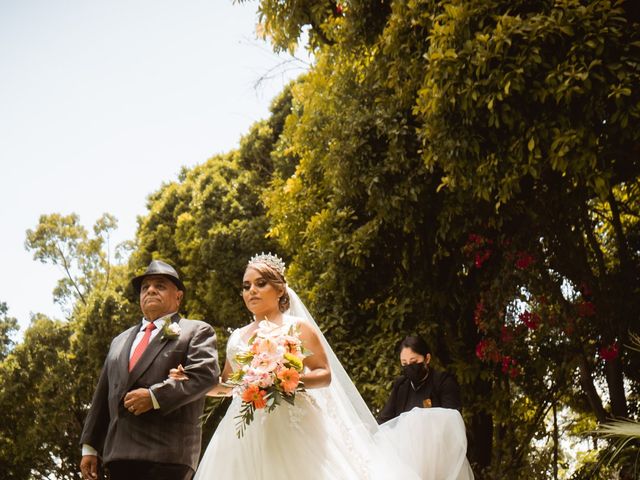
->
[80,314,219,470]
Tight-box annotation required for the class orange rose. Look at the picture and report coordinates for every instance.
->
[241,384,267,409]
[277,367,300,394]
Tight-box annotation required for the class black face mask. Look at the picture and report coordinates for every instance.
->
[403,362,428,384]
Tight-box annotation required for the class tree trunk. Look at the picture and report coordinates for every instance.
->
[578,354,608,422]
[553,402,558,480]
[468,411,493,474]
[604,355,628,418]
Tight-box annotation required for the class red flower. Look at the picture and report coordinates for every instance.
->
[475,339,500,363]
[563,318,575,336]
[473,301,486,328]
[474,249,492,268]
[599,342,619,361]
[577,301,596,317]
[468,233,484,245]
[519,311,541,330]
[579,282,592,298]
[464,234,493,267]
[500,356,520,378]
[335,3,343,14]
[475,340,488,360]
[500,325,514,343]
[501,356,512,373]
[515,251,535,270]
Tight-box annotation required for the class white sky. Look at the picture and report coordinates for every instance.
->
[0,0,308,333]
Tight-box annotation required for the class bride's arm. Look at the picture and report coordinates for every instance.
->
[298,322,331,388]
[206,359,233,397]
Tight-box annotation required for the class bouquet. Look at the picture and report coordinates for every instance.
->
[229,320,308,437]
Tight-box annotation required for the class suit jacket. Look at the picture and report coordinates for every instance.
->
[80,314,219,471]
[377,369,461,425]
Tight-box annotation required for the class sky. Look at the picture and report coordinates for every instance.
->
[0,0,308,334]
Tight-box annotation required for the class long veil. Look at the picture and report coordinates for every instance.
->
[286,287,378,434]
[286,286,474,480]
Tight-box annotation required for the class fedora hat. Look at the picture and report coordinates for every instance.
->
[131,260,186,293]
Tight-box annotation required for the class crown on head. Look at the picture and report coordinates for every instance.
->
[248,252,286,276]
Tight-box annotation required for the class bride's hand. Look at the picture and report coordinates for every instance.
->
[169,364,189,381]
[207,378,233,397]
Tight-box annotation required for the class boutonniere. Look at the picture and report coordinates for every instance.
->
[161,318,181,341]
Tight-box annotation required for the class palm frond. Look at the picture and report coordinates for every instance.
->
[627,331,640,353]
[592,419,640,468]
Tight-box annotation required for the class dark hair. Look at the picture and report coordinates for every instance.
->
[399,336,430,356]
[245,262,290,312]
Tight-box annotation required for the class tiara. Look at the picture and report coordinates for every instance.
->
[248,252,286,276]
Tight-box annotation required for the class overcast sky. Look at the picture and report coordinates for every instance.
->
[0,0,308,333]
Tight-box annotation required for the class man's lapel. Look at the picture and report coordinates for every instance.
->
[125,314,182,390]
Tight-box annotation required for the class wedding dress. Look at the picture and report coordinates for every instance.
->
[194,289,473,480]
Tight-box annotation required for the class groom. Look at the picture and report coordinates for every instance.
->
[79,260,219,480]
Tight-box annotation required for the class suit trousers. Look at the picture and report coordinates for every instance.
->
[106,460,194,480]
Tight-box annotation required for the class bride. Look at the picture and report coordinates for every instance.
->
[174,253,472,479]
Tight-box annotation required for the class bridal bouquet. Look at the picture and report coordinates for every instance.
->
[229,320,308,437]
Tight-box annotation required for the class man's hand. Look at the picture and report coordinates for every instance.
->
[80,455,98,480]
[168,364,189,381]
[123,388,154,415]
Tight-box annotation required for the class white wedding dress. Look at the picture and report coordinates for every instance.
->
[194,290,473,480]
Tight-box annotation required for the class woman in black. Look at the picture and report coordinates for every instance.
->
[377,336,462,424]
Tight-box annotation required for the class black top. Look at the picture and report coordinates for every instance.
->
[377,368,462,424]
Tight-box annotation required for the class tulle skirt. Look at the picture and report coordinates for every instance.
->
[194,390,421,480]
[375,407,474,480]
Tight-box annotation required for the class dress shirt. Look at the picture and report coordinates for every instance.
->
[82,314,175,457]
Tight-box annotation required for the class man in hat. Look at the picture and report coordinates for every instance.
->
[79,260,219,480]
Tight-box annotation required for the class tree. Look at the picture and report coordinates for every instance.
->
[253,0,640,477]
[0,315,80,479]
[0,215,131,480]
[25,213,118,309]
[4,1,639,477]
[131,87,296,330]
[0,302,18,361]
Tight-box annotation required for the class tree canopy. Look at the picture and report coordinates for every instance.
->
[1,1,638,478]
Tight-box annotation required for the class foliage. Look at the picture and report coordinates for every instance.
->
[2,1,640,479]
[130,87,295,330]
[25,213,119,309]
[0,315,80,479]
[256,0,640,477]
[0,302,18,360]
[0,217,132,480]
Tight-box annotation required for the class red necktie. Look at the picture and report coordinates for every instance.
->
[129,322,156,371]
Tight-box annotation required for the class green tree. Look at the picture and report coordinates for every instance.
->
[0,315,80,479]
[25,213,118,308]
[253,0,640,477]
[0,302,18,361]
[130,89,297,436]
[0,215,132,480]
[131,87,296,330]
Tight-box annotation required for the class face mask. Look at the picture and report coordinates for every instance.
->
[403,362,428,383]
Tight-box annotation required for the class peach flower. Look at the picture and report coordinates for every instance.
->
[241,384,267,409]
[277,367,300,394]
